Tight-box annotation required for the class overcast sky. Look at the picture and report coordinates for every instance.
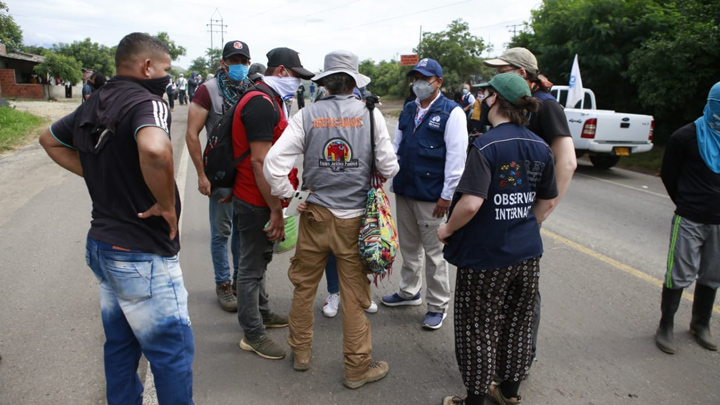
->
[8,0,541,73]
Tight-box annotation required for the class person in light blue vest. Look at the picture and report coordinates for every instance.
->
[381,58,468,329]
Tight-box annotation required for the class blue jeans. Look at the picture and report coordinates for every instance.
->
[233,198,273,339]
[209,187,240,284]
[325,253,339,294]
[85,236,195,405]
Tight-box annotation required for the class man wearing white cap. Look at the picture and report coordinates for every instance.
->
[264,50,399,389]
[177,73,188,105]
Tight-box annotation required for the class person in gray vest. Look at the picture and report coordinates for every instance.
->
[381,58,468,330]
[263,50,399,388]
[185,40,253,312]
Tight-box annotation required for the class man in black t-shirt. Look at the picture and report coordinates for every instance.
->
[484,47,577,362]
[39,33,195,405]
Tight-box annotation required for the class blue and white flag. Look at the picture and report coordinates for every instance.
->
[566,54,584,108]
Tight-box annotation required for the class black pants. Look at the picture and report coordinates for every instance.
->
[166,91,175,109]
[454,257,539,396]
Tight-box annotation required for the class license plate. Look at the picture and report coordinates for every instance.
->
[614,147,630,156]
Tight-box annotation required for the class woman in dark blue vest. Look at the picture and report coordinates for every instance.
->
[438,73,558,405]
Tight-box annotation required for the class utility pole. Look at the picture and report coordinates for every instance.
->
[207,8,227,51]
[506,24,521,38]
[418,25,423,52]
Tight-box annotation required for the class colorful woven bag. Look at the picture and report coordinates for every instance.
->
[358,181,398,275]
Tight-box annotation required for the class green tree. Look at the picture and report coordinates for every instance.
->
[415,19,487,91]
[153,32,186,61]
[20,45,48,55]
[52,38,115,76]
[0,1,22,51]
[187,56,208,76]
[206,48,221,73]
[512,0,720,144]
[627,1,720,143]
[34,53,83,85]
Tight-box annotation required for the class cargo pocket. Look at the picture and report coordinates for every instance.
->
[105,259,153,302]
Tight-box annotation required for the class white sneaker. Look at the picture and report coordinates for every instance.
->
[323,293,340,318]
[365,300,378,314]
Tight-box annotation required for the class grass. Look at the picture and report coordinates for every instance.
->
[0,107,47,152]
[616,145,665,175]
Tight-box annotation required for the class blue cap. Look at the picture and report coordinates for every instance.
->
[407,58,443,78]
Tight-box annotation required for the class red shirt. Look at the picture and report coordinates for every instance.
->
[231,83,287,207]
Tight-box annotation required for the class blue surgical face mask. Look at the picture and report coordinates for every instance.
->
[227,64,249,83]
[462,88,469,94]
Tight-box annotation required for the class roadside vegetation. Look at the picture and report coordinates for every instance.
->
[0,107,45,151]
[615,146,664,175]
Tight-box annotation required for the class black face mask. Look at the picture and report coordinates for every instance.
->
[478,98,492,131]
[137,75,171,97]
[92,76,106,90]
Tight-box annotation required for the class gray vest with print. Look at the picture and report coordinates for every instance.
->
[202,78,225,134]
[302,95,374,210]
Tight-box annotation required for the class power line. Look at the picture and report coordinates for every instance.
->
[207,9,227,50]
[288,0,473,39]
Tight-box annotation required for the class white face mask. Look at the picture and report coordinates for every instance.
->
[413,79,436,101]
[263,75,301,99]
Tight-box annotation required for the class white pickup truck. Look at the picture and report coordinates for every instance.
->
[551,86,654,169]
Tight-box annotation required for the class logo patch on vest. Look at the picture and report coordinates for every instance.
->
[498,161,523,188]
[319,138,359,172]
[428,114,442,130]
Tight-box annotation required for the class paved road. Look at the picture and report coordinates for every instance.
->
[0,102,718,404]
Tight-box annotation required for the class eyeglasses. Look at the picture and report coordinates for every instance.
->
[495,66,519,75]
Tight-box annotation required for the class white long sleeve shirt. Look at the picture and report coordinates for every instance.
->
[264,106,399,219]
[392,92,468,201]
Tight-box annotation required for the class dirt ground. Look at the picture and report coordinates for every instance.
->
[11,98,79,121]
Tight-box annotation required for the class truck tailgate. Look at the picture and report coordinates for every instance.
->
[593,110,653,144]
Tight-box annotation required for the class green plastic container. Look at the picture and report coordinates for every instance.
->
[275,215,297,253]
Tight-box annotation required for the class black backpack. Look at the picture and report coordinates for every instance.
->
[203,84,276,188]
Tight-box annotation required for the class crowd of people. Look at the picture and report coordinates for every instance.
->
[37,32,720,405]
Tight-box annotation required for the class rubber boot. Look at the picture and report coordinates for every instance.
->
[690,284,718,351]
[656,286,683,354]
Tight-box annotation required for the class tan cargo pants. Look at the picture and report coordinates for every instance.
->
[287,203,373,379]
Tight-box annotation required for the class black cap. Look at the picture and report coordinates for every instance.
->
[222,40,251,60]
[266,47,314,79]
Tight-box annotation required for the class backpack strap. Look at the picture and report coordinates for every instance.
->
[365,95,380,188]
[232,84,280,164]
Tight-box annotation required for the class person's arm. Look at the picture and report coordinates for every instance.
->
[240,95,285,241]
[250,140,285,241]
[550,135,577,204]
[661,131,683,203]
[533,149,559,223]
[437,193,484,245]
[185,102,211,195]
[39,127,83,176]
[136,126,178,239]
[435,106,469,217]
[372,109,400,179]
[263,112,306,199]
[462,94,475,111]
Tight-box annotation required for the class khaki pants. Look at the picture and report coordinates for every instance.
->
[395,195,450,313]
[287,203,373,379]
